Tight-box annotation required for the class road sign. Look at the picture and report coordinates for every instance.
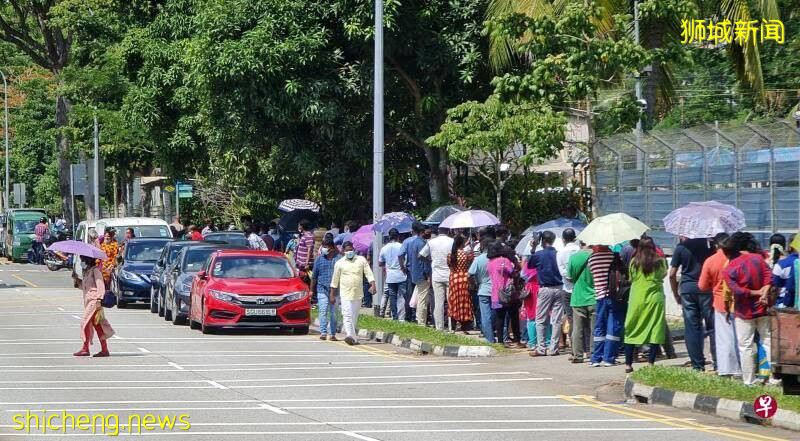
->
[164,185,175,193]
[86,157,105,196]
[178,183,193,198]
[12,183,25,207]
[71,164,87,196]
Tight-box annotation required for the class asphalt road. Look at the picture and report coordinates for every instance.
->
[0,262,795,441]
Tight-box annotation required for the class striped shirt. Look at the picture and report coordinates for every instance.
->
[588,248,614,300]
[294,231,315,270]
[34,223,49,243]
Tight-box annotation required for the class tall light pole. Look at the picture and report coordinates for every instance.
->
[1,70,9,210]
[372,0,385,316]
[93,114,100,218]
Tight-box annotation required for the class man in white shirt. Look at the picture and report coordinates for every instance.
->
[556,228,580,348]
[419,228,454,330]
[378,228,407,320]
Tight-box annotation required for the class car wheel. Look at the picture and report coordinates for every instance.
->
[293,326,310,335]
[164,301,173,321]
[200,300,214,334]
[158,290,166,317]
[116,294,127,309]
[189,316,200,330]
[171,297,185,326]
[149,287,158,313]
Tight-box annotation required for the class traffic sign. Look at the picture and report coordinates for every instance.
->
[178,183,193,198]
[164,185,175,193]
[12,183,25,207]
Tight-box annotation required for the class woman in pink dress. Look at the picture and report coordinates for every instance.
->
[74,256,115,357]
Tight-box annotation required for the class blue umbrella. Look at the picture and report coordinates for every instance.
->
[374,212,415,234]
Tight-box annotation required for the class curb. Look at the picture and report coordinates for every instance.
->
[624,377,800,432]
[312,319,497,357]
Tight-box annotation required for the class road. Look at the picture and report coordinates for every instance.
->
[0,262,794,440]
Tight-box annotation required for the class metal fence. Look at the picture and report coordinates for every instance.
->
[594,119,800,251]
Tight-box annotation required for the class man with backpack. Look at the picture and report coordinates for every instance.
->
[588,244,627,367]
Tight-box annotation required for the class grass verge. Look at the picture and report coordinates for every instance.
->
[311,306,506,352]
[631,365,800,413]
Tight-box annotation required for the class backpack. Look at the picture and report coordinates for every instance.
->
[607,253,631,304]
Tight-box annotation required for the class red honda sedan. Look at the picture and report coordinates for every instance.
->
[188,250,311,334]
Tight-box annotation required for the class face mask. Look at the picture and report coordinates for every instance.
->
[345,251,355,259]
[320,247,329,256]
[80,261,88,271]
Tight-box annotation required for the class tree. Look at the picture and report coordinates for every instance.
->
[0,0,74,223]
[428,98,566,220]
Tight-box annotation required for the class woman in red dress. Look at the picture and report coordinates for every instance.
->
[448,233,474,332]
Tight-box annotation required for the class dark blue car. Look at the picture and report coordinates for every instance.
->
[111,238,173,308]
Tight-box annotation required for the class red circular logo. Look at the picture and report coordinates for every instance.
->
[753,394,778,419]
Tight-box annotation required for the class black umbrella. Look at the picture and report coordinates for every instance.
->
[278,209,319,232]
[423,205,466,225]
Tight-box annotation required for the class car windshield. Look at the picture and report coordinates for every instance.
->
[126,242,167,262]
[212,256,293,279]
[109,225,170,243]
[205,233,247,246]
[182,249,216,272]
[13,220,37,234]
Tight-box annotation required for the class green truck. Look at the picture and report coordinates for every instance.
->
[2,209,47,262]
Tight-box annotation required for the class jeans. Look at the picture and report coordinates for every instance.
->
[386,282,405,320]
[478,295,495,343]
[32,241,44,264]
[361,280,372,308]
[535,286,566,355]
[591,297,626,364]
[495,304,520,344]
[735,315,771,385]
[404,279,417,322]
[527,318,551,349]
[431,280,448,330]
[572,305,595,359]
[681,292,715,370]
[316,286,338,336]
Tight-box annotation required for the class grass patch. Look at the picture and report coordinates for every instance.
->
[311,306,506,352]
[632,365,800,413]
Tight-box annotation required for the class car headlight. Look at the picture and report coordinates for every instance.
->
[284,291,309,302]
[120,270,140,281]
[210,290,237,303]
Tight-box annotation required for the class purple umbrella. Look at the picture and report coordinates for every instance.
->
[350,225,375,254]
[48,240,108,259]
[373,212,415,234]
[439,210,499,230]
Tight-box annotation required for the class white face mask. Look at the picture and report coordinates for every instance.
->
[345,251,355,259]
[320,247,330,256]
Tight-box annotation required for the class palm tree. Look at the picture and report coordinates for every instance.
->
[486,0,779,120]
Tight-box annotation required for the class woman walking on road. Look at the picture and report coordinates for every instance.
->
[623,237,667,373]
[447,234,474,332]
[74,256,115,357]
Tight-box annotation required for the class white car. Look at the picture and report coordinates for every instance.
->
[73,217,173,281]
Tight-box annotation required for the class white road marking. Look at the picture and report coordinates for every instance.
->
[0,428,695,436]
[0,362,481,372]
[56,307,64,311]
[0,371,528,384]
[167,362,184,370]
[70,315,81,320]
[258,403,288,415]
[0,396,572,405]
[341,431,382,441]
[205,380,227,390]
[137,347,150,353]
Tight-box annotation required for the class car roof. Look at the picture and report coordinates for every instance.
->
[214,250,286,258]
[125,237,173,244]
[206,231,245,234]
[96,217,170,227]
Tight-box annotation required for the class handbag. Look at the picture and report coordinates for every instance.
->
[101,290,117,308]
[497,260,517,305]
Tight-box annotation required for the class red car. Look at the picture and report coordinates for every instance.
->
[188,250,311,334]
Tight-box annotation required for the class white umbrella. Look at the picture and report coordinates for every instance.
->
[663,201,745,239]
[439,210,499,229]
[576,213,649,246]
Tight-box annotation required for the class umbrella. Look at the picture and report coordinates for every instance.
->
[576,213,649,246]
[350,225,375,254]
[278,199,320,213]
[521,218,586,236]
[515,225,586,257]
[663,201,746,239]
[439,210,499,230]
[48,240,108,259]
[278,209,319,232]
[374,212,415,234]
[424,205,465,225]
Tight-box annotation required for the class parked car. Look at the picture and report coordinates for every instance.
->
[74,217,173,282]
[188,250,311,334]
[164,243,245,325]
[150,240,205,315]
[203,231,248,247]
[111,238,173,308]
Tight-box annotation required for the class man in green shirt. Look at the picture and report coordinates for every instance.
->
[566,243,595,363]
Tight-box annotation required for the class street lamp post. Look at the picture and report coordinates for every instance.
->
[1,70,8,210]
[372,0,385,316]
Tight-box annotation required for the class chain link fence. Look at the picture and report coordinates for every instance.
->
[594,119,800,252]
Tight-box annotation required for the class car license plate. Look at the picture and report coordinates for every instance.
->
[245,308,276,316]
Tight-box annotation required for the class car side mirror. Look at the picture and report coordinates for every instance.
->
[197,270,207,280]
